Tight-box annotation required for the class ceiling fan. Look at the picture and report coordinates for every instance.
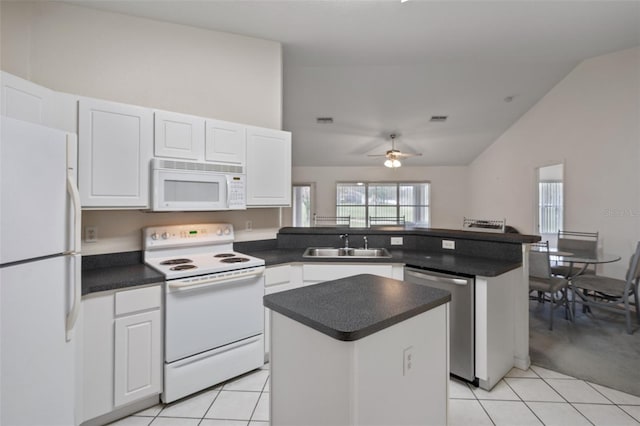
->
[368,134,422,168]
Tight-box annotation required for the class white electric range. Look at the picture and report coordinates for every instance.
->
[143,223,265,403]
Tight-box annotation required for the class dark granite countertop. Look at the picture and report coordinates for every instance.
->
[278,226,540,244]
[263,274,451,341]
[242,248,520,277]
[82,251,164,296]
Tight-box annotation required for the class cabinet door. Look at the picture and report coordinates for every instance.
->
[246,127,291,206]
[114,309,162,407]
[154,110,204,160]
[1,71,52,125]
[79,98,153,208]
[82,293,115,422]
[205,119,246,165]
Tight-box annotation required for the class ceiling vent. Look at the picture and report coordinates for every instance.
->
[316,117,334,124]
[430,115,448,122]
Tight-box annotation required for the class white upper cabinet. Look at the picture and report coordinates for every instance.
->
[79,98,153,208]
[154,110,204,161]
[246,126,291,206]
[205,119,246,166]
[1,71,51,124]
[1,71,77,132]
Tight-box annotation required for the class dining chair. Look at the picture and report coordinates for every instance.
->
[571,241,640,334]
[551,230,599,278]
[529,241,573,330]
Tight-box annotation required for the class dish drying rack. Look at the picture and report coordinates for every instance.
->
[462,217,506,233]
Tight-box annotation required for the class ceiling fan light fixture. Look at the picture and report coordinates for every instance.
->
[384,158,401,168]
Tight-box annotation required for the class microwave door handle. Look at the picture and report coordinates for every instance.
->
[226,176,231,208]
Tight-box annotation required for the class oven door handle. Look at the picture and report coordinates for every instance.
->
[168,266,265,290]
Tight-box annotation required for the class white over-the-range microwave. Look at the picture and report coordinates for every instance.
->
[151,158,246,211]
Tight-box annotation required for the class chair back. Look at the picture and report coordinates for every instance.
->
[625,241,640,284]
[529,241,552,280]
[557,230,598,256]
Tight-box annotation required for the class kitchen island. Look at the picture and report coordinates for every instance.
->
[263,274,451,426]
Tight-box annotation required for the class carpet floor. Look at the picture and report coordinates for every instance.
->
[529,299,640,397]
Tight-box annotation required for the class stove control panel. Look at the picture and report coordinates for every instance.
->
[143,223,234,249]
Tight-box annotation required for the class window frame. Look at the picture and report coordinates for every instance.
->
[292,182,315,227]
[336,181,430,228]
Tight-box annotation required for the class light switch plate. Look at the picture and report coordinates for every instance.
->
[442,240,455,250]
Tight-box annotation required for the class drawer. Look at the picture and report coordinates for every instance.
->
[266,264,291,286]
[115,285,161,316]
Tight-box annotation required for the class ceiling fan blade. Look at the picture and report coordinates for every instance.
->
[367,154,390,157]
[394,152,423,158]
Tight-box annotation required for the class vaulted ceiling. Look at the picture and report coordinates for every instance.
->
[71,1,640,166]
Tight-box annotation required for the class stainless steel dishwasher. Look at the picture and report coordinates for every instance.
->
[404,266,477,385]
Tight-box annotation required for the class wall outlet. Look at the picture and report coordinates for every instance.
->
[85,226,98,243]
[442,240,455,250]
[245,220,253,231]
[390,237,403,246]
[403,346,414,376]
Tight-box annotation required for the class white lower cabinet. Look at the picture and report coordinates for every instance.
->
[264,264,302,360]
[302,263,402,286]
[82,285,162,424]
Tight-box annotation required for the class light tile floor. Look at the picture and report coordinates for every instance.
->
[110,363,640,426]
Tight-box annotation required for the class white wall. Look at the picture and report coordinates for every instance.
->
[468,47,640,278]
[1,1,284,254]
[292,166,469,229]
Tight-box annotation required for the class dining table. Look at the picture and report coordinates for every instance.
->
[548,249,622,278]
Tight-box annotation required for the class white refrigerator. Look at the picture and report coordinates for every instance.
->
[0,116,81,425]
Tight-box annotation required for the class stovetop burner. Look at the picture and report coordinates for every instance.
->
[170,264,198,271]
[220,257,250,263]
[161,258,193,265]
[214,253,236,258]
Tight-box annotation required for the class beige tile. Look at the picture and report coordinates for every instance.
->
[472,380,520,401]
[527,402,592,426]
[158,389,218,418]
[505,378,564,402]
[448,399,493,426]
[200,420,248,426]
[149,418,200,426]
[529,365,574,379]
[223,369,270,392]
[133,404,164,417]
[589,382,640,405]
[108,417,152,426]
[449,378,476,399]
[480,400,542,425]
[252,393,269,422]
[574,403,639,426]
[205,390,261,420]
[506,367,540,378]
[546,379,610,404]
[621,405,640,423]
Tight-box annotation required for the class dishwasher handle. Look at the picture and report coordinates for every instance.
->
[405,269,470,286]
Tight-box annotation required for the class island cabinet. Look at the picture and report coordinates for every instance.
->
[81,285,162,424]
[264,274,451,426]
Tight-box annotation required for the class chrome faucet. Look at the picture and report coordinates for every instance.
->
[363,236,369,249]
[340,233,349,249]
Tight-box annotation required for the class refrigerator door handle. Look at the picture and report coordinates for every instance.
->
[65,143,82,341]
[66,253,81,341]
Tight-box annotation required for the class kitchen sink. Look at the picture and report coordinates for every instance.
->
[302,247,392,258]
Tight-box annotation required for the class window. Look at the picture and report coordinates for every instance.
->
[538,181,563,234]
[292,184,313,227]
[336,182,430,228]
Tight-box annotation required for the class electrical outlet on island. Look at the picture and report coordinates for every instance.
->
[390,237,403,246]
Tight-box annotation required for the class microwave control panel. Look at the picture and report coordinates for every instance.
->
[228,175,246,209]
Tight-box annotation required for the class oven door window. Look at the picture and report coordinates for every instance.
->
[164,179,220,202]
